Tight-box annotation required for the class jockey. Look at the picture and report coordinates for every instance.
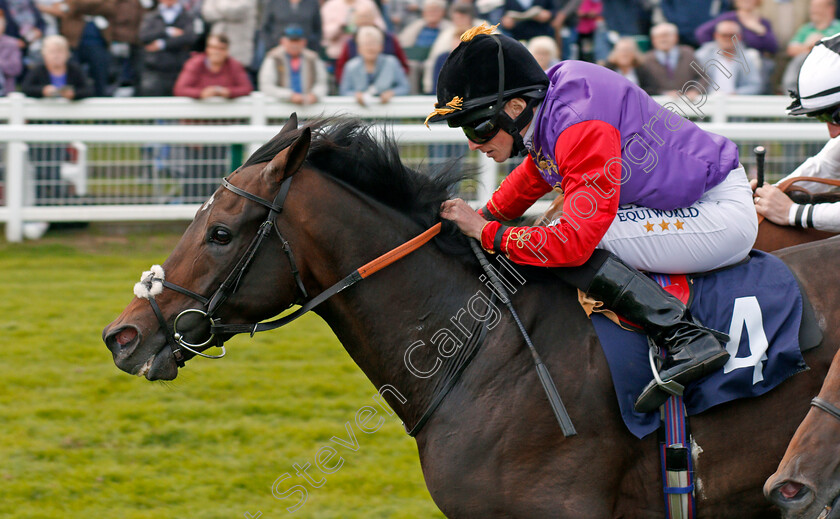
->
[428,24,758,413]
[754,33,840,230]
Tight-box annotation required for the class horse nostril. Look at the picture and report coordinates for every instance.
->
[116,327,138,346]
[780,482,805,500]
[104,325,141,357]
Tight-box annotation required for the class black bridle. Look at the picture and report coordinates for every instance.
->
[811,396,840,423]
[138,175,308,366]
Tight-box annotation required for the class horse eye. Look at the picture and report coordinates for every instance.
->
[209,227,232,245]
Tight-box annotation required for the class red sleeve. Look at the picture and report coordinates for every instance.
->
[480,154,552,221]
[480,120,621,267]
[173,55,203,98]
[226,59,254,98]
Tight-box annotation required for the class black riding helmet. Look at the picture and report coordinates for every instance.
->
[425,24,549,156]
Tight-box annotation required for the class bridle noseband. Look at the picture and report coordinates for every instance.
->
[137,174,307,366]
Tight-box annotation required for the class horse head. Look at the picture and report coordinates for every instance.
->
[102,116,314,380]
[764,346,840,519]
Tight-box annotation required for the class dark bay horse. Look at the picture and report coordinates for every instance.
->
[753,179,840,251]
[765,342,840,519]
[764,241,840,519]
[103,118,840,517]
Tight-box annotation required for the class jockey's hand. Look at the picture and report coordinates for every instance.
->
[754,184,793,226]
[440,198,486,240]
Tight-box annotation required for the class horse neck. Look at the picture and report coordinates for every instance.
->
[289,171,485,427]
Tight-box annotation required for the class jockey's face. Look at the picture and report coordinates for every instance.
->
[465,98,529,163]
[467,124,514,161]
[829,122,840,139]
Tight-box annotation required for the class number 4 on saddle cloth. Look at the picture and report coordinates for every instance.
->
[587,250,822,439]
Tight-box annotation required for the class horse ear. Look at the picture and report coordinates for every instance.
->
[264,127,311,182]
[280,113,298,134]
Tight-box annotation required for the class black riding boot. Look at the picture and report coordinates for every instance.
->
[586,255,730,413]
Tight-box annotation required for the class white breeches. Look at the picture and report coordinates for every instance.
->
[598,167,758,274]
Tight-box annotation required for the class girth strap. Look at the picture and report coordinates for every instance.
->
[811,396,840,422]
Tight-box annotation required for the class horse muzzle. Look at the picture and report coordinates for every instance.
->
[103,322,179,380]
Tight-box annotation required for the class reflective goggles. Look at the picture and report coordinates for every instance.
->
[813,107,840,125]
[462,116,502,144]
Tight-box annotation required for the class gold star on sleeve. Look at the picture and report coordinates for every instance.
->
[659,220,670,231]
[643,221,655,232]
[674,220,685,230]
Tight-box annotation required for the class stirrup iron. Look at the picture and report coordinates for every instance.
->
[648,340,684,397]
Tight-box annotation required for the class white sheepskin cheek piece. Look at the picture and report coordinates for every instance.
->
[133,264,165,299]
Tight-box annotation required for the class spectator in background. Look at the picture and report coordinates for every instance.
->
[660,0,731,46]
[695,20,763,94]
[334,4,408,82]
[138,0,196,95]
[640,22,700,96]
[173,33,252,98]
[604,37,657,93]
[38,0,115,97]
[21,35,90,204]
[575,0,601,63]
[424,1,483,93]
[201,0,256,70]
[320,0,384,61]
[0,0,45,59]
[257,0,321,64]
[527,34,559,70]
[339,25,409,104]
[388,0,421,33]
[695,0,778,55]
[21,34,92,98]
[258,24,327,103]
[0,10,23,94]
[600,0,651,39]
[398,0,449,62]
[475,0,504,26]
[108,0,144,95]
[789,0,840,56]
[500,0,553,42]
[550,0,582,60]
[783,0,840,92]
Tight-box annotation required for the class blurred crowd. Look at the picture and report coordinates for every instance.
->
[1,0,839,104]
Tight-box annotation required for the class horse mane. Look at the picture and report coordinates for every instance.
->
[243,117,477,258]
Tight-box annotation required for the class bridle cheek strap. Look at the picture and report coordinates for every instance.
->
[218,177,308,306]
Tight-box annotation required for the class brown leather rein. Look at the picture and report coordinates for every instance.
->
[756,176,840,225]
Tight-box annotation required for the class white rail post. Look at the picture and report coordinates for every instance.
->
[248,91,267,157]
[6,141,26,242]
[5,93,26,242]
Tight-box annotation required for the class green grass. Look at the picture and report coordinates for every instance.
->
[0,226,444,519]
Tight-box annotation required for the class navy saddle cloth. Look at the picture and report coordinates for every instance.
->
[592,250,809,439]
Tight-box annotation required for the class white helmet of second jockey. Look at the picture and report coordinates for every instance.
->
[788,32,840,126]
